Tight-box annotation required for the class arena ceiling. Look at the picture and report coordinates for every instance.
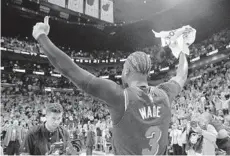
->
[2,0,230,52]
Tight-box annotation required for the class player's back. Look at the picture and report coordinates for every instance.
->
[112,85,173,155]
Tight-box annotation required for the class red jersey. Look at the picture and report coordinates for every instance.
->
[111,81,181,155]
[84,77,181,155]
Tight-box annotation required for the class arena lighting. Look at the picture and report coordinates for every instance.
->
[190,56,200,62]
[40,54,47,58]
[160,67,169,71]
[13,68,25,73]
[207,49,218,56]
[120,58,127,62]
[76,59,80,62]
[80,59,83,63]
[110,59,114,62]
[14,49,21,53]
[8,49,14,52]
[102,60,105,63]
[100,76,109,79]
[85,60,89,63]
[21,51,30,55]
[226,44,230,49]
[45,87,52,92]
[0,47,6,51]
[93,60,97,63]
[1,67,4,70]
[71,58,74,61]
[115,75,122,78]
[190,75,202,81]
[33,71,44,75]
[150,70,154,74]
[51,73,62,77]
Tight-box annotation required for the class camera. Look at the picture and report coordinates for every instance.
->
[49,141,65,155]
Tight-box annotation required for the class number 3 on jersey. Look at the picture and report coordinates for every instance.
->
[142,126,162,155]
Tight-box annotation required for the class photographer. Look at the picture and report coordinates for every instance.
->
[20,103,76,155]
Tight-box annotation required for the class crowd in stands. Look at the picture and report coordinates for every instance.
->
[2,28,230,70]
[168,60,230,155]
[1,28,230,155]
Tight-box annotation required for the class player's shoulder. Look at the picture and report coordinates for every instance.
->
[149,86,168,99]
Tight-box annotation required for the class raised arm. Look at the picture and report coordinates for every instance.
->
[171,53,188,89]
[157,52,188,103]
[33,17,124,108]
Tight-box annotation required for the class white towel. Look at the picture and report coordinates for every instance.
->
[152,25,196,58]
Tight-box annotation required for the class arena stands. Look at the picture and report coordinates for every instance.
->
[1,26,230,155]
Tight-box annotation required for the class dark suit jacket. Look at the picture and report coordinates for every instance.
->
[86,131,95,147]
[20,123,72,155]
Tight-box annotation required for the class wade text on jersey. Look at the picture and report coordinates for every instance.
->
[139,106,161,120]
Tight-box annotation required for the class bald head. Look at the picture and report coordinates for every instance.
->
[125,51,152,75]
[201,112,212,124]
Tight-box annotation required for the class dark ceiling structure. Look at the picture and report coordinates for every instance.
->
[2,0,230,52]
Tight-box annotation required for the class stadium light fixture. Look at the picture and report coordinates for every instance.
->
[190,56,200,62]
[33,71,44,75]
[150,70,154,74]
[100,76,109,79]
[120,58,126,62]
[160,67,169,71]
[21,51,30,55]
[40,54,48,58]
[207,49,218,56]
[51,73,62,77]
[13,68,25,73]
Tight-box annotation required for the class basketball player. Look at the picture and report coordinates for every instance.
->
[32,16,188,155]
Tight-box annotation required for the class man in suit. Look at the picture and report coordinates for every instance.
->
[3,120,22,155]
[20,103,76,155]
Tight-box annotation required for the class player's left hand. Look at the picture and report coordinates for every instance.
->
[32,16,50,40]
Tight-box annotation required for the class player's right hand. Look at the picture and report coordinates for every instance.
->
[32,16,50,40]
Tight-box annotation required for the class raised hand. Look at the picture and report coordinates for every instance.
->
[32,16,50,40]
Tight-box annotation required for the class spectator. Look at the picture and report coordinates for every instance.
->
[3,120,22,156]
[170,123,182,155]
[86,124,95,155]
